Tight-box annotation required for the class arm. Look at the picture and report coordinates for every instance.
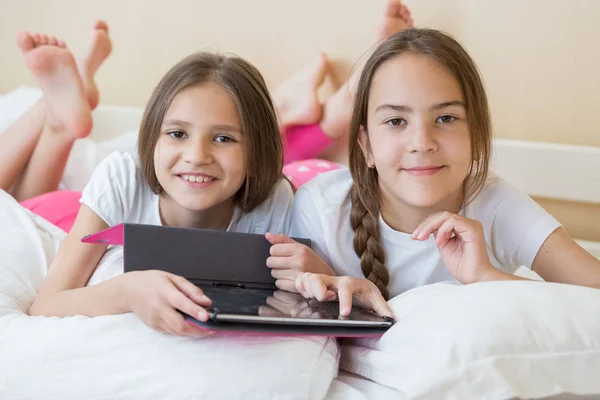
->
[28,205,214,334]
[28,204,126,317]
[531,227,600,289]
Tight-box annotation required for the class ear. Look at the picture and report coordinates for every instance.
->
[357,125,374,167]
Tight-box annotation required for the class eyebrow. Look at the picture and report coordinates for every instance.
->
[375,101,465,113]
[162,119,191,127]
[162,119,241,132]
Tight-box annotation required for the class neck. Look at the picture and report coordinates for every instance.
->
[379,184,464,234]
[158,193,235,231]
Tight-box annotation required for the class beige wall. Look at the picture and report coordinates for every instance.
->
[1,0,599,239]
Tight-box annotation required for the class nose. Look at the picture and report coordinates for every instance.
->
[406,120,438,153]
[183,136,213,165]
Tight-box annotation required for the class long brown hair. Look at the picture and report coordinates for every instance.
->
[348,28,492,299]
[137,52,283,212]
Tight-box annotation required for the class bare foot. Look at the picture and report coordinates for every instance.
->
[376,0,414,42]
[18,31,92,139]
[274,53,328,128]
[78,20,112,110]
[318,0,414,164]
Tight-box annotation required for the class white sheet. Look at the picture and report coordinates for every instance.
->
[0,191,339,399]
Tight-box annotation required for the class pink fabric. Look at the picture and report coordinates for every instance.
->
[283,159,341,189]
[283,124,333,164]
[19,123,340,232]
[20,190,82,233]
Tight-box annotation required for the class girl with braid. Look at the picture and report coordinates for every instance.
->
[266,28,600,318]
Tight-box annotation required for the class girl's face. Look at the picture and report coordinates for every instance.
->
[360,53,472,211]
[154,82,247,214]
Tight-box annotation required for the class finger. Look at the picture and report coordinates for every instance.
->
[295,273,308,297]
[169,275,212,306]
[270,268,298,280]
[265,232,297,245]
[435,218,456,249]
[266,255,297,270]
[411,211,442,239]
[39,34,49,45]
[48,36,58,46]
[160,309,189,336]
[269,243,303,257]
[414,212,458,241]
[168,290,209,322]
[337,284,354,317]
[302,273,317,299]
[57,39,66,48]
[276,278,299,293]
[366,291,395,319]
[307,274,333,302]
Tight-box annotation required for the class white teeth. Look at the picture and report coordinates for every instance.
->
[181,175,214,183]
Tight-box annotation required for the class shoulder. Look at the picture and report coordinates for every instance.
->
[235,178,294,234]
[293,168,353,214]
[92,151,141,181]
[80,152,148,226]
[466,174,537,219]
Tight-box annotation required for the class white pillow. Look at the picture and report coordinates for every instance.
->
[341,281,600,400]
[0,191,339,399]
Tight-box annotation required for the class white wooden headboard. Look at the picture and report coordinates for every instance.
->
[493,139,600,258]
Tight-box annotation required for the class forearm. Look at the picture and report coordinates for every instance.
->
[478,267,532,283]
[28,275,130,318]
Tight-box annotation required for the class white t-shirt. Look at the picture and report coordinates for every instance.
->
[81,152,294,284]
[290,168,561,298]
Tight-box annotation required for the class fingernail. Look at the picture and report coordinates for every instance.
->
[200,295,211,302]
[198,310,208,321]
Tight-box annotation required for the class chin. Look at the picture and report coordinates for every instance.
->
[401,191,448,209]
[172,196,217,212]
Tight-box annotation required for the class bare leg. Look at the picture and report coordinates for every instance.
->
[273,53,329,129]
[0,99,47,192]
[11,22,111,201]
[319,0,413,165]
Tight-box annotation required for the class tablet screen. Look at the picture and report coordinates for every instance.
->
[195,284,390,323]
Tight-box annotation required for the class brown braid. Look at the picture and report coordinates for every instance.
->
[350,181,390,300]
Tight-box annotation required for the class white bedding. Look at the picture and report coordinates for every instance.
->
[0,191,340,399]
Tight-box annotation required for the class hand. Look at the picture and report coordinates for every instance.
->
[295,273,394,318]
[123,270,212,336]
[266,233,336,292]
[412,211,494,284]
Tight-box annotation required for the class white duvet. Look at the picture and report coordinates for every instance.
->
[0,192,339,399]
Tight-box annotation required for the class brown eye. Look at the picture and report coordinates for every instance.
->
[215,135,235,143]
[436,115,456,124]
[168,130,186,139]
[386,118,405,126]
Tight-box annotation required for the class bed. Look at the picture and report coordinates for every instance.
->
[1,87,600,400]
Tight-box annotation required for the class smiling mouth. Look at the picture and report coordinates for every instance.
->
[178,174,216,183]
